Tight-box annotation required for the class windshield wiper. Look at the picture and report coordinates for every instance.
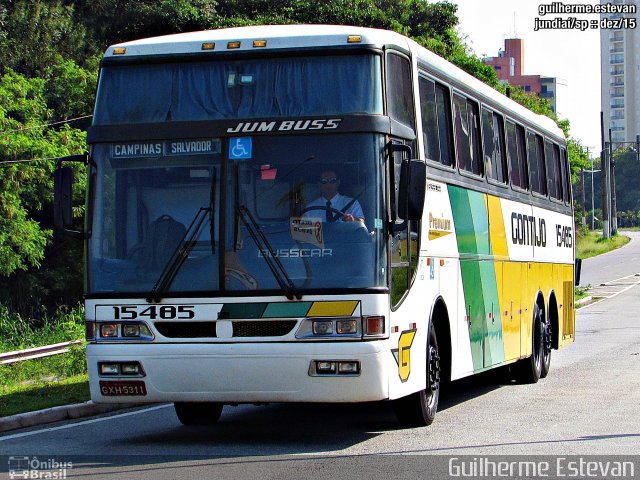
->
[147,207,209,303]
[236,204,301,300]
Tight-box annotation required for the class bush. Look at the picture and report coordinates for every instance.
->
[0,303,84,352]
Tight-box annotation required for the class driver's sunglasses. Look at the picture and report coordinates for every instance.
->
[319,177,338,184]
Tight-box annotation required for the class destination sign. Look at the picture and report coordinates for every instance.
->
[112,139,221,158]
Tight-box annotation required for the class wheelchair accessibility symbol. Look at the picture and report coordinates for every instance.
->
[229,137,252,160]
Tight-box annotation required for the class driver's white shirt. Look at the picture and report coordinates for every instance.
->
[303,193,364,222]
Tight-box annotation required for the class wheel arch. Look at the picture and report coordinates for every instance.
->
[547,290,560,349]
[429,296,451,383]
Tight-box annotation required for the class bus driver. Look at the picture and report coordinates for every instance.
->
[303,170,365,223]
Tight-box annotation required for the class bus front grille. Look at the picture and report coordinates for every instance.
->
[154,320,297,338]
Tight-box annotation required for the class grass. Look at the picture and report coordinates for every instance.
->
[0,374,89,417]
[575,230,630,260]
[0,304,85,353]
[0,342,89,417]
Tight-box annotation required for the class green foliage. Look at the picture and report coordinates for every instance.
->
[0,70,86,279]
[0,304,84,351]
[0,0,93,78]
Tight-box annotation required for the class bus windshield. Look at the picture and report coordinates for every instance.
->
[94,54,383,124]
[88,134,387,296]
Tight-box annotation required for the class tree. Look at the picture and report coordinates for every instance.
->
[0,70,86,277]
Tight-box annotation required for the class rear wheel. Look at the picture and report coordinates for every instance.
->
[541,312,552,378]
[174,402,223,425]
[515,304,544,384]
[394,324,440,427]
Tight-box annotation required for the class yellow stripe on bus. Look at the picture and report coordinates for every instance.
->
[307,301,359,317]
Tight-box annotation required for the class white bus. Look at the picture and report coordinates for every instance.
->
[55,25,575,426]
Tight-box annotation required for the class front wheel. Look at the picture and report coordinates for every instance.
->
[515,304,544,384]
[394,325,440,427]
[174,402,223,426]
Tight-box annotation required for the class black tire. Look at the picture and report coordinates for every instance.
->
[174,402,223,426]
[394,325,440,427]
[515,304,544,384]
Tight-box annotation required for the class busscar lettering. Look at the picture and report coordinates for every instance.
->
[258,248,332,258]
[510,213,547,247]
[226,118,342,134]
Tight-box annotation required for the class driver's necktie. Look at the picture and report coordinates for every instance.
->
[326,200,334,222]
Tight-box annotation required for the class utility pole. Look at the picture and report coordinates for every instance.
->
[610,130,617,235]
[581,168,587,228]
[601,113,611,239]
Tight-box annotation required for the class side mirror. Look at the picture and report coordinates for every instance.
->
[398,159,426,222]
[53,154,87,237]
[54,166,74,230]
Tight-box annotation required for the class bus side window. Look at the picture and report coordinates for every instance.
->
[527,131,547,195]
[545,140,563,200]
[482,108,507,183]
[386,53,415,128]
[506,121,528,190]
[435,84,454,167]
[453,93,482,176]
[560,147,571,203]
[418,75,454,167]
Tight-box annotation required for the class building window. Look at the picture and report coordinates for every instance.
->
[524,85,531,92]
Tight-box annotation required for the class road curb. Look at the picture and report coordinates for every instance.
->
[0,401,136,433]
[575,296,593,308]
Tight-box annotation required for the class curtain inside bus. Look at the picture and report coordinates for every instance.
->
[94,55,382,124]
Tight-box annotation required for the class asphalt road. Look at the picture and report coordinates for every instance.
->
[579,230,640,288]
[1,242,640,479]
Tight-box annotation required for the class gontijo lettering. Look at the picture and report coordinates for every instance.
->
[511,212,547,247]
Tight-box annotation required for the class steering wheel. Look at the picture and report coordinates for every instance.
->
[301,205,347,221]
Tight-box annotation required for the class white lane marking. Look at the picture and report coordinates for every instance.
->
[0,404,171,442]
[580,275,640,311]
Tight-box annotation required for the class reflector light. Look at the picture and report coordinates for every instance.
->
[99,363,119,375]
[201,42,216,50]
[336,319,357,334]
[313,320,333,335]
[227,41,241,49]
[113,47,126,55]
[253,40,267,48]
[347,35,362,43]
[364,316,385,336]
[100,324,118,338]
[85,322,96,341]
[338,361,360,374]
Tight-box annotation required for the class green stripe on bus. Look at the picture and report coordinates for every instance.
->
[262,302,312,318]
[449,186,504,370]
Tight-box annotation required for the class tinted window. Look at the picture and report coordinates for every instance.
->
[419,76,453,167]
[506,121,528,190]
[435,85,454,167]
[453,93,482,176]
[545,140,563,200]
[560,147,571,203]
[387,54,415,127]
[481,108,507,183]
[527,131,546,195]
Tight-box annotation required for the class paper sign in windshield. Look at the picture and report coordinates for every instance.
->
[290,217,324,248]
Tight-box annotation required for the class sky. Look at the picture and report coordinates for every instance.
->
[449,0,601,153]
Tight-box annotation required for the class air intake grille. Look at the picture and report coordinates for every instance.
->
[154,320,297,338]
[233,321,297,337]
